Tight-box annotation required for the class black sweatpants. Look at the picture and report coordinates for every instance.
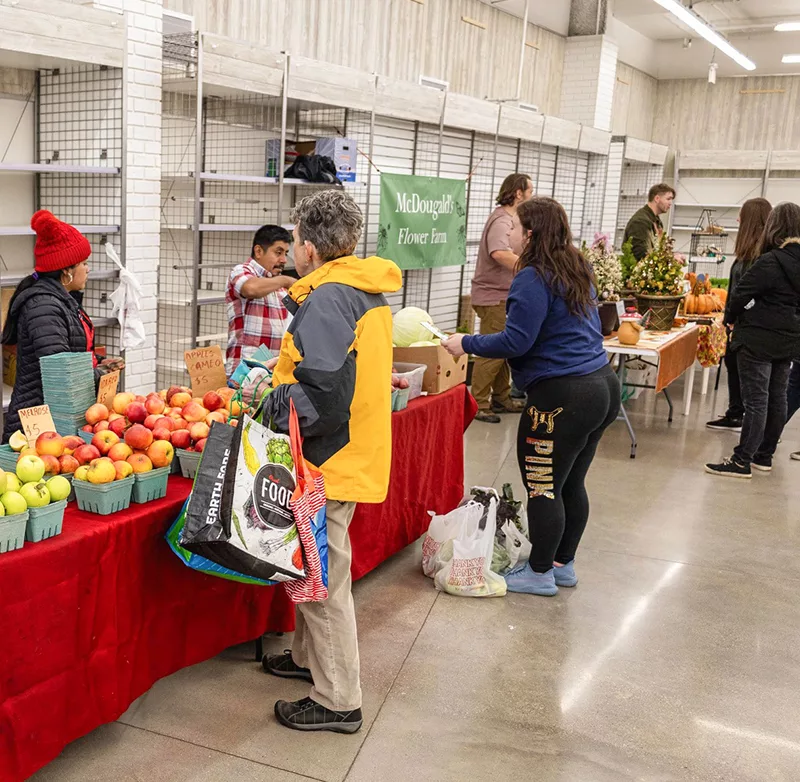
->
[516,364,620,572]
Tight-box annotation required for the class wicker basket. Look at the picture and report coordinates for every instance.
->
[635,294,685,331]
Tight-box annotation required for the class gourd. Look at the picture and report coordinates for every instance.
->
[684,279,718,315]
[711,287,727,308]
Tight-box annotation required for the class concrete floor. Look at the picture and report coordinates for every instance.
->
[32,377,800,782]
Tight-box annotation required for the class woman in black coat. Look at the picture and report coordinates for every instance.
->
[2,211,102,441]
[706,202,800,478]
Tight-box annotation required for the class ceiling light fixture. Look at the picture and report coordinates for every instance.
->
[782,54,800,64]
[775,22,800,32]
[652,0,756,70]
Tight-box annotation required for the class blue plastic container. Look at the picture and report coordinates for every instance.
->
[26,500,67,542]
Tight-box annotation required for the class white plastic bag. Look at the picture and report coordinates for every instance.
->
[433,495,507,598]
[106,243,146,349]
[421,501,483,578]
[501,520,532,571]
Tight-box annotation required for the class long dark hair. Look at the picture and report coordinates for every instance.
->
[761,202,800,254]
[1,270,66,344]
[734,198,772,269]
[496,173,531,207]
[516,197,595,317]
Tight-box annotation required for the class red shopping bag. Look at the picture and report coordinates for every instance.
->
[283,400,329,603]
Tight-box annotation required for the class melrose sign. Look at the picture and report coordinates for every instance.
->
[377,173,466,270]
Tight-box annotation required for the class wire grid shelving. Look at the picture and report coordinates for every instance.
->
[0,64,124,425]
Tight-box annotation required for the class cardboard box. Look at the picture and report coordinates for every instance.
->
[315,137,357,182]
[393,345,467,395]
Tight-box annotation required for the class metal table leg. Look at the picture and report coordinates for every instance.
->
[663,388,673,423]
[615,354,637,458]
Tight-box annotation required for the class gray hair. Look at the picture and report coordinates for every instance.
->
[290,189,364,262]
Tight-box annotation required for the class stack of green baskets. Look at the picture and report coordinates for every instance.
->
[132,466,170,503]
[26,500,67,542]
[73,475,134,515]
[0,444,19,472]
[177,448,202,479]
[40,352,96,436]
[0,511,29,553]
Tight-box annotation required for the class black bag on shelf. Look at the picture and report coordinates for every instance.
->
[284,154,340,184]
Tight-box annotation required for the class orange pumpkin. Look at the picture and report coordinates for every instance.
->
[684,293,697,314]
[711,287,727,307]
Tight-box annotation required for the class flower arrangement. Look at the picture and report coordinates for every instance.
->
[582,233,623,302]
[628,232,684,297]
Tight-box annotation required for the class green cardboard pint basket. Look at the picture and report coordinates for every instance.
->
[0,511,29,553]
[77,429,94,444]
[177,449,201,479]
[26,500,67,542]
[132,466,170,504]
[0,444,19,472]
[73,475,134,515]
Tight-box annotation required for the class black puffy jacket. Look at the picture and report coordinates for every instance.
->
[727,239,800,361]
[2,277,93,441]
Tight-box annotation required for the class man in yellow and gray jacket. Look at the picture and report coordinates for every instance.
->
[262,189,402,734]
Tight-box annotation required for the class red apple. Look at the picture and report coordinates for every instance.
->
[194,437,207,453]
[154,416,174,431]
[166,386,184,404]
[62,435,84,454]
[152,427,172,441]
[143,414,165,430]
[93,420,110,433]
[40,453,61,475]
[108,442,133,462]
[85,403,110,425]
[124,423,154,450]
[147,440,174,468]
[170,430,191,449]
[81,424,93,433]
[189,421,210,442]
[134,395,146,404]
[112,392,135,415]
[109,417,127,437]
[127,453,153,473]
[114,460,134,480]
[92,430,121,455]
[202,391,224,412]
[74,444,102,465]
[145,394,166,415]
[182,402,209,423]
[58,454,80,474]
[36,431,65,458]
[170,391,192,408]
[125,401,148,425]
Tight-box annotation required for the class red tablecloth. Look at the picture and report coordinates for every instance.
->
[0,384,476,781]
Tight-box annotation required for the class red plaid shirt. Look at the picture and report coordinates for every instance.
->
[226,258,290,374]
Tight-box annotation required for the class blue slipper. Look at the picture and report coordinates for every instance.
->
[554,561,578,587]
[504,563,558,596]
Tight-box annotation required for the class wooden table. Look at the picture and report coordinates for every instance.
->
[604,324,700,458]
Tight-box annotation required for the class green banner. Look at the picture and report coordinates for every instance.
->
[377,173,466,270]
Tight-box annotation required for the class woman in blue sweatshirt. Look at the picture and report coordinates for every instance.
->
[443,196,620,596]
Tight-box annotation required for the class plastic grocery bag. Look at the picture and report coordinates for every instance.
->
[421,501,483,578]
[433,494,507,598]
[105,243,146,349]
[500,520,531,571]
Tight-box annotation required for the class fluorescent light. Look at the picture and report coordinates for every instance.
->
[775,22,800,32]
[652,0,756,71]
[782,54,800,64]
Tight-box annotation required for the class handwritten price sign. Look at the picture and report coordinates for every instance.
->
[184,345,227,397]
[96,370,120,408]
[18,404,57,448]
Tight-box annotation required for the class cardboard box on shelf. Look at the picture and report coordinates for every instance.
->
[393,345,467,395]
[315,137,357,182]
[265,140,322,177]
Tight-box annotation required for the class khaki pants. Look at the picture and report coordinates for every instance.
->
[471,303,511,411]
[292,499,361,711]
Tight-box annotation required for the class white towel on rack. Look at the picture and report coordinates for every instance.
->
[105,243,147,350]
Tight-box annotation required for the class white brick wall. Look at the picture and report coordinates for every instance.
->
[602,141,624,238]
[559,35,618,133]
[122,0,163,393]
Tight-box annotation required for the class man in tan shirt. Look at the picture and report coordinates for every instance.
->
[470,173,532,422]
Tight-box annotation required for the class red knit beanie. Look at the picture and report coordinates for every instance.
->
[31,210,92,273]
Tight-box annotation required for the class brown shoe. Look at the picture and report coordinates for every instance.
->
[492,399,525,414]
[474,410,501,423]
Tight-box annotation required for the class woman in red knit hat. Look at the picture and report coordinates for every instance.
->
[1,211,119,441]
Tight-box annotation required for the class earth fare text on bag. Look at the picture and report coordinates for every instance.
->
[377,173,466,270]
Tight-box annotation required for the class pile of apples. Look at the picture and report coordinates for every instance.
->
[0,448,72,518]
[82,385,238,464]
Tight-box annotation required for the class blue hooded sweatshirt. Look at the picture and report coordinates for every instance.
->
[462,266,608,392]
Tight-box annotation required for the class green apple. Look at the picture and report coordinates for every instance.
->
[0,501,5,517]
[46,475,71,503]
[4,473,21,493]
[20,482,50,508]
[1,491,27,515]
[16,454,46,484]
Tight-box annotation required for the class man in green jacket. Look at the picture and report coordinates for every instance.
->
[624,183,676,261]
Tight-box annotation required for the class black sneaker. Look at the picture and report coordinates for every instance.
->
[262,651,313,683]
[474,411,501,423]
[752,458,773,472]
[706,416,743,432]
[705,457,752,479]
[274,697,363,734]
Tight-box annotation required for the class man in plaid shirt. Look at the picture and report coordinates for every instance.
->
[226,225,296,375]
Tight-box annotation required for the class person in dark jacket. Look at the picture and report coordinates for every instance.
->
[442,197,620,597]
[623,183,676,261]
[706,197,772,432]
[706,202,800,478]
[2,211,103,441]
